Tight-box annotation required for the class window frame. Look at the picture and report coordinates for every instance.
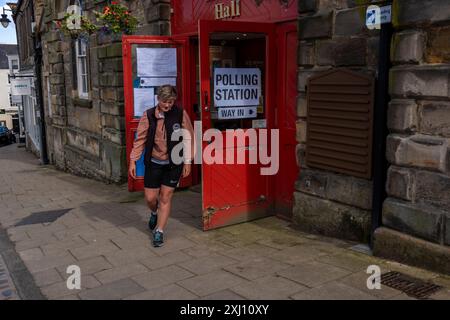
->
[75,38,89,100]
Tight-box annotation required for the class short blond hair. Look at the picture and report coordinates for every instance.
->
[157,85,177,101]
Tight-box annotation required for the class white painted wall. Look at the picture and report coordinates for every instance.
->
[0,69,11,110]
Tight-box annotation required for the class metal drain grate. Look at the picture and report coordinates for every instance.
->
[381,271,443,299]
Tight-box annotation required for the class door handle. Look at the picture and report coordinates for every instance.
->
[203,91,209,112]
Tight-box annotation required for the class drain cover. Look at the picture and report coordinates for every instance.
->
[0,255,18,300]
[14,208,73,226]
[381,271,443,299]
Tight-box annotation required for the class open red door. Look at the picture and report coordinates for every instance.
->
[123,36,192,191]
[275,22,299,220]
[199,20,277,230]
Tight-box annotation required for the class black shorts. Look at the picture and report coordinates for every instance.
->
[144,161,183,189]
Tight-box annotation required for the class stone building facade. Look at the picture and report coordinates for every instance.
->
[293,0,382,244]
[38,0,170,182]
[372,0,450,274]
[293,0,450,274]
[26,0,449,273]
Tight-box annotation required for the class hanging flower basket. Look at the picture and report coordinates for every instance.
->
[55,13,98,39]
[95,2,138,35]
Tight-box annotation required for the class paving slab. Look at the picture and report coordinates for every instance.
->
[277,261,352,288]
[291,282,379,300]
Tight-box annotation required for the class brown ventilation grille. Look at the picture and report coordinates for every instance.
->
[305,69,375,179]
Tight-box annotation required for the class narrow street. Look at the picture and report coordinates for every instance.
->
[0,144,449,300]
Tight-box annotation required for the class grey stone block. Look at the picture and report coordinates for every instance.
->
[145,3,171,22]
[415,170,450,209]
[394,0,450,27]
[100,102,125,116]
[391,31,426,64]
[335,8,368,36]
[326,173,373,210]
[389,66,450,98]
[101,142,127,183]
[373,227,450,275]
[386,166,415,201]
[386,134,448,172]
[296,143,307,168]
[296,120,307,143]
[316,37,367,66]
[298,41,315,66]
[293,192,371,242]
[298,67,330,92]
[106,43,123,58]
[382,197,444,243]
[295,168,328,198]
[298,13,333,40]
[445,214,450,246]
[426,26,450,64]
[297,95,307,118]
[299,0,317,13]
[419,100,450,137]
[387,99,418,133]
[295,169,372,210]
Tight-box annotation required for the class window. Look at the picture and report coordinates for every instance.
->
[11,60,19,70]
[71,0,90,100]
[75,38,89,99]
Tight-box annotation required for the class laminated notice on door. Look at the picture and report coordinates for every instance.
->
[134,87,155,117]
[140,77,177,87]
[214,68,261,107]
[137,48,177,77]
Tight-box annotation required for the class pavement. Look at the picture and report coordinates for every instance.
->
[0,143,449,300]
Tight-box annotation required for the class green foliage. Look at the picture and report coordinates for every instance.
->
[95,2,138,35]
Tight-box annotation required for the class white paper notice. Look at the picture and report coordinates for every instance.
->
[214,68,261,107]
[137,48,177,77]
[134,87,155,117]
[140,77,177,87]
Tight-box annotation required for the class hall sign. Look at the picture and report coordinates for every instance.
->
[214,0,241,20]
[214,68,261,107]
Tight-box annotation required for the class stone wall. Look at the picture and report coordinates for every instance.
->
[373,0,450,274]
[293,0,383,242]
[41,0,170,183]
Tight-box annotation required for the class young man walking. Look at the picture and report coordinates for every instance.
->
[128,85,195,247]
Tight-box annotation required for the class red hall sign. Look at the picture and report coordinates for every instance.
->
[171,0,298,35]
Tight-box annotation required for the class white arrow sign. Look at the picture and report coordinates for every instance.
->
[218,107,257,120]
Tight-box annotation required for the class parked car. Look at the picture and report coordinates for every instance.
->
[0,126,15,145]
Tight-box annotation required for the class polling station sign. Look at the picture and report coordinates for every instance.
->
[214,68,261,107]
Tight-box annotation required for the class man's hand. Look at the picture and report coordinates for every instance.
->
[129,161,136,179]
[182,163,191,178]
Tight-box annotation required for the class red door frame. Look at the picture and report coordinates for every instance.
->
[199,20,278,230]
[275,22,299,220]
[122,35,192,191]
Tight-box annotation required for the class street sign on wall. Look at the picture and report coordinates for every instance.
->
[10,79,31,96]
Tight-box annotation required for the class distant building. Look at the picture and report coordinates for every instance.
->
[11,0,44,155]
[0,44,20,134]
